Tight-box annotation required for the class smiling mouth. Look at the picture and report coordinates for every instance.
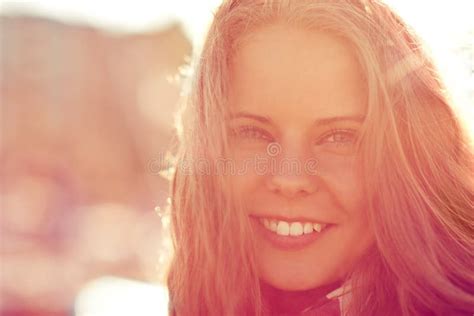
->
[255,217,331,236]
[250,216,334,251]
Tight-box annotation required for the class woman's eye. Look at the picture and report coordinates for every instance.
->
[232,126,273,142]
[321,130,356,144]
[316,129,358,154]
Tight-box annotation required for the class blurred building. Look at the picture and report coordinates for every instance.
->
[0,15,190,316]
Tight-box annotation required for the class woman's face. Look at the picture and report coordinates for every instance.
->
[228,24,374,291]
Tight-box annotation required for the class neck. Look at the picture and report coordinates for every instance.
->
[260,280,342,314]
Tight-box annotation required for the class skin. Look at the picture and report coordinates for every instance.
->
[228,24,375,291]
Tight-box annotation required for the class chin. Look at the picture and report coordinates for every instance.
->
[259,269,337,291]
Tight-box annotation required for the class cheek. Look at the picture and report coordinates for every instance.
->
[318,156,373,272]
[319,155,366,215]
[332,165,373,270]
[229,154,264,207]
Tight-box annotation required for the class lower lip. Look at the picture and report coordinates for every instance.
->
[250,218,334,251]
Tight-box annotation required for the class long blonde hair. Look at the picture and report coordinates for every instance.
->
[167,1,474,315]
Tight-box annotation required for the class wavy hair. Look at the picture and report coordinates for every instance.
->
[167,1,474,315]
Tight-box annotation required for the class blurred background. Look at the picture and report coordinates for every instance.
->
[0,1,472,315]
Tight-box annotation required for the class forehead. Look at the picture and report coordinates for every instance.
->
[229,24,367,125]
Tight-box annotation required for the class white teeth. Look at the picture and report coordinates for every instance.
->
[263,218,270,229]
[276,221,290,236]
[289,222,303,236]
[313,223,327,233]
[258,218,328,236]
[313,223,322,232]
[303,222,313,234]
[269,220,278,232]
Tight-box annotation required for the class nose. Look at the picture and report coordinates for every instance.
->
[265,144,318,199]
[267,174,317,199]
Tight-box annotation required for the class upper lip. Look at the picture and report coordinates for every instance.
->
[250,214,334,225]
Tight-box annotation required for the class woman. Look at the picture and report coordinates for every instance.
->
[166,0,474,315]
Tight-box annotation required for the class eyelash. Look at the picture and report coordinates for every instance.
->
[317,129,357,145]
[232,126,274,142]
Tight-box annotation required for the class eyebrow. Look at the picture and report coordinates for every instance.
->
[230,112,274,124]
[230,111,366,126]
